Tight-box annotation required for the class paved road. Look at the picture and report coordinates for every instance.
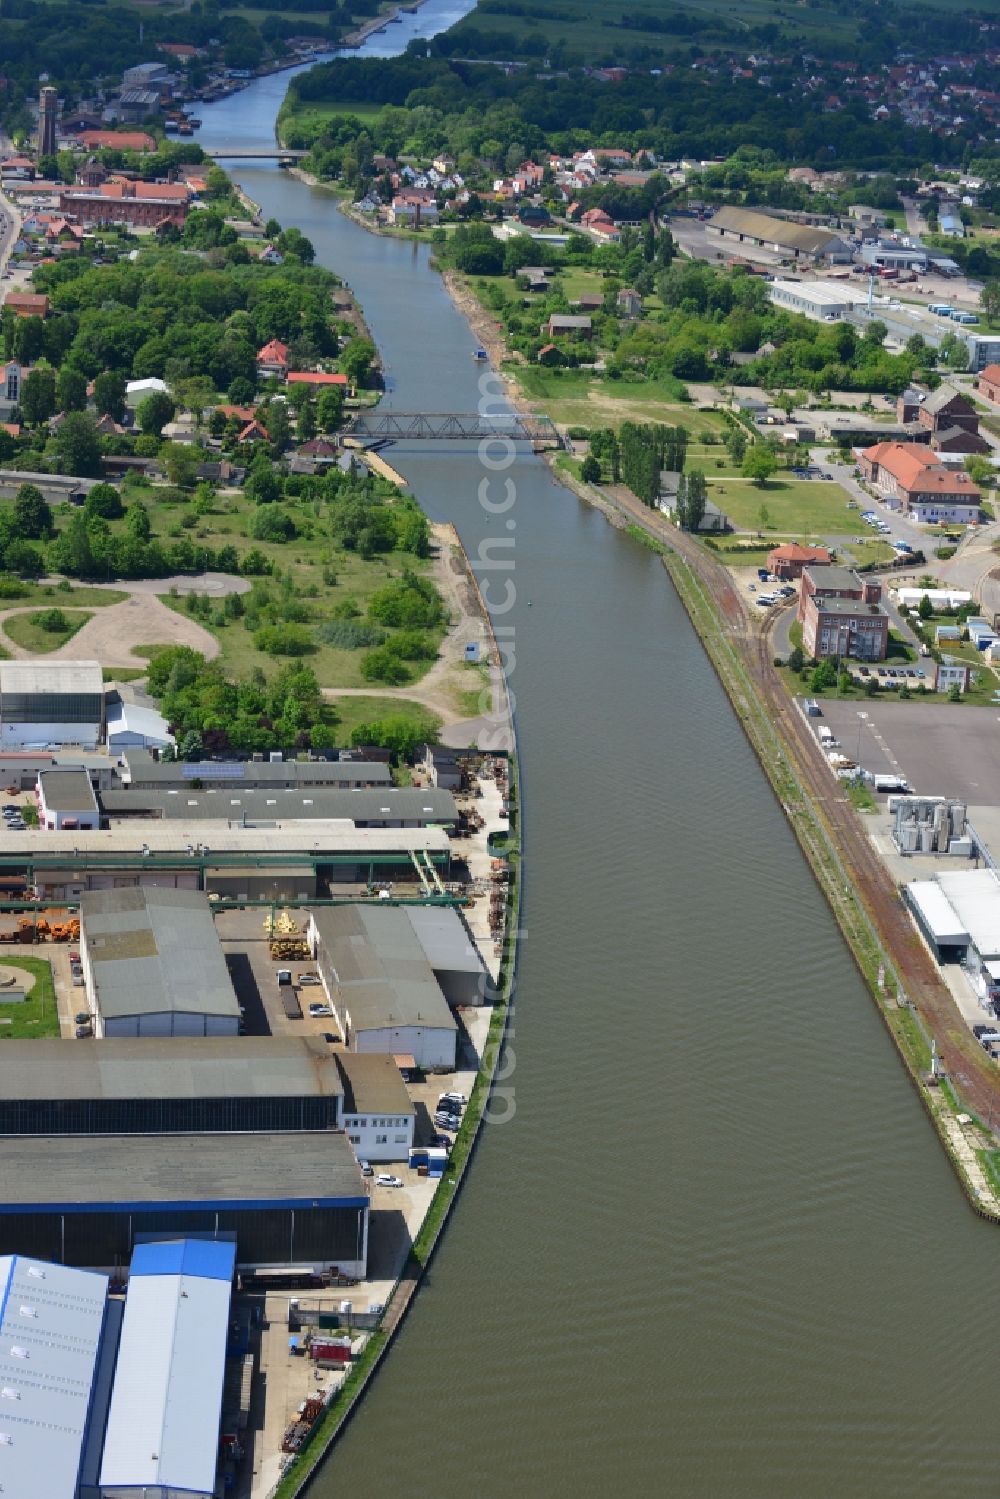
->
[806,447,928,551]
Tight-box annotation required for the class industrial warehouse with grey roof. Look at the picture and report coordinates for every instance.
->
[707,206,851,261]
[101,785,457,826]
[0,1131,369,1274]
[121,750,392,789]
[0,1036,343,1134]
[308,904,458,1071]
[80,886,240,1037]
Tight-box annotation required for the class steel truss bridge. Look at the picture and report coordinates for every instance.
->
[348,411,565,447]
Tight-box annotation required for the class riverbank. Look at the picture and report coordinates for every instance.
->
[270,540,521,1499]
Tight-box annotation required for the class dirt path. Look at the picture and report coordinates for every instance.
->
[0,596,220,667]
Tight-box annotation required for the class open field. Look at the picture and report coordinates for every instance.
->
[514,368,721,432]
[319,693,441,745]
[279,99,387,135]
[708,475,857,534]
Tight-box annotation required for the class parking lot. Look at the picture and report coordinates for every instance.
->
[811,699,1000,802]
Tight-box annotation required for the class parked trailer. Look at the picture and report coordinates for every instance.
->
[281,989,303,1020]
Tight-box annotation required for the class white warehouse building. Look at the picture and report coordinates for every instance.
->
[100,1239,235,1499]
[80,886,241,1037]
[768,278,867,322]
[0,659,104,749]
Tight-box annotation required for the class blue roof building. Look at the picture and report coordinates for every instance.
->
[99,1239,236,1499]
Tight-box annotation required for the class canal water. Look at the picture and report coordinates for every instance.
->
[200,14,1000,1494]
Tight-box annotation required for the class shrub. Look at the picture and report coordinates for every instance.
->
[368,571,444,629]
[36,608,68,633]
[314,620,386,649]
[253,625,314,656]
[249,508,297,543]
[360,644,410,684]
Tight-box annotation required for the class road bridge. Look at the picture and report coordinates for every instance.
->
[347,411,565,447]
[203,149,307,161]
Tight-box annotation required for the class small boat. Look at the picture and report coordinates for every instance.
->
[472,348,488,362]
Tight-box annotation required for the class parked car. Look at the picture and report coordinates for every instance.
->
[74,1012,89,1025]
[375,1174,403,1188]
[434,1113,458,1130]
[359,1160,373,1177]
[308,1003,333,1017]
[298,973,322,986]
[322,1032,338,1044]
[440,1091,466,1105]
[431,1133,453,1148]
[74,1023,91,1039]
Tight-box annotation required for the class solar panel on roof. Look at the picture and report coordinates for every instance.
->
[181,762,245,779]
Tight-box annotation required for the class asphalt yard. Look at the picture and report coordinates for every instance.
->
[811,699,1000,802]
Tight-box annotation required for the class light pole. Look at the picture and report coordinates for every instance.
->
[856,710,868,772]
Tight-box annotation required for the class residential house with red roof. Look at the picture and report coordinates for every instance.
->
[976,363,1000,405]
[767,543,832,579]
[256,340,289,380]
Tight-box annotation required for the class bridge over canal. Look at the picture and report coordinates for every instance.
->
[347,411,565,447]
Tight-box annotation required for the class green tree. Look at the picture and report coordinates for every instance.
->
[12,484,52,540]
[726,427,747,464]
[179,729,205,761]
[743,446,776,487]
[809,658,837,692]
[267,402,291,457]
[54,412,102,477]
[136,390,176,437]
[980,279,1000,324]
[56,367,88,413]
[20,368,57,426]
[93,371,127,423]
[788,645,805,673]
[340,338,375,390]
[84,483,123,521]
[917,593,934,620]
[580,454,601,483]
[684,469,707,532]
[316,387,344,432]
[161,442,201,490]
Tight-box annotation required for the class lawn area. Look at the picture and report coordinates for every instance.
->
[0,957,59,1040]
[324,694,441,745]
[0,582,125,609]
[843,539,896,567]
[702,540,774,571]
[708,475,857,534]
[513,367,723,433]
[3,609,93,654]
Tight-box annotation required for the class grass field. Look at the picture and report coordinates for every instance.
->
[3,610,93,654]
[0,583,125,609]
[280,99,387,136]
[513,367,723,433]
[323,694,442,744]
[707,475,857,534]
[0,957,59,1040]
